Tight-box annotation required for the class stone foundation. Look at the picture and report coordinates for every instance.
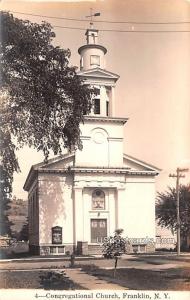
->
[29,244,74,256]
[88,244,102,255]
[130,242,155,253]
[29,241,155,256]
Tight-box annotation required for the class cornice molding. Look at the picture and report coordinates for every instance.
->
[71,167,130,174]
[78,44,107,55]
[127,171,159,176]
[84,116,128,124]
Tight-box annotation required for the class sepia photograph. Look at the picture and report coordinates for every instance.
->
[0,0,190,299]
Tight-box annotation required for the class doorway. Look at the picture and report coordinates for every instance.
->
[91,219,107,243]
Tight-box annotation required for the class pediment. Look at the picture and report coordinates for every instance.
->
[78,68,119,81]
[33,153,75,170]
[23,153,75,191]
[24,151,160,192]
[123,154,161,173]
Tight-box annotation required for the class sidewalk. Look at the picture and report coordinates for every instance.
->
[0,255,101,263]
[1,252,190,263]
[65,268,127,290]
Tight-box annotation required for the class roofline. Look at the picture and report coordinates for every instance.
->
[78,44,107,55]
[32,152,75,169]
[23,152,75,191]
[71,166,158,176]
[77,67,120,80]
[127,170,159,176]
[23,167,37,192]
[123,153,161,172]
[71,166,130,173]
[23,152,160,192]
[84,116,128,124]
[24,161,159,191]
[85,28,98,34]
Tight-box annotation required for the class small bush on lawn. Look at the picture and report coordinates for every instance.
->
[39,271,82,290]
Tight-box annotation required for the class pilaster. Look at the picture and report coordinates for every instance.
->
[73,187,84,244]
[116,187,126,231]
[110,86,115,117]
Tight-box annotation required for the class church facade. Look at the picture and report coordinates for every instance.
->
[24,28,160,256]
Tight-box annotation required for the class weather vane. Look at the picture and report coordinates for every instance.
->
[86,8,100,28]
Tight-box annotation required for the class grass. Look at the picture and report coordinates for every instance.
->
[39,270,84,290]
[0,270,84,290]
[1,253,190,290]
[78,264,190,290]
[131,254,190,263]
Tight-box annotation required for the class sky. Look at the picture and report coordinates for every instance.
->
[1,0,190,199]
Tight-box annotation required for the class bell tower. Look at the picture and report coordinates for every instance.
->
[78,28,119,118]
[75,26,128,168]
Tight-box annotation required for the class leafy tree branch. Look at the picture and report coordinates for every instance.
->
[0,11,95,234]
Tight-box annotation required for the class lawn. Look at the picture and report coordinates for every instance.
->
[0,270,84,290]
[78,264,190,290]
[0,254,190,290]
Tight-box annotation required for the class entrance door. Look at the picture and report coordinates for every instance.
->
[91,219,107,243]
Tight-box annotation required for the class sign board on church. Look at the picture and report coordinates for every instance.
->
[52,226,62,244]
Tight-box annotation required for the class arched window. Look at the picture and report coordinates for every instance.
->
[92,189,105,210]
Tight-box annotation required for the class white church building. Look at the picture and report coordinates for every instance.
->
[24,27,160,256]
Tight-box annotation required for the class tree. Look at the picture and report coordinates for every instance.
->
[102,229,126,277]
[19,218,29,241]
[7,196,28,238]
[156,185,190,247]
[0,101,17,235]
[0,180,13,236]
[0,12,95,234]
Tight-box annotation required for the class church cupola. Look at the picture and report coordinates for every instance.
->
[77,26,119,118]
[78,28,107,71]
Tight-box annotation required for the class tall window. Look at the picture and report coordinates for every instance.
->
[91,33,96,44]
[52,226,62,244]
[92,189,105,210]
[80,57,83,69]
[106,101,109,116]
[94,98,100,114]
